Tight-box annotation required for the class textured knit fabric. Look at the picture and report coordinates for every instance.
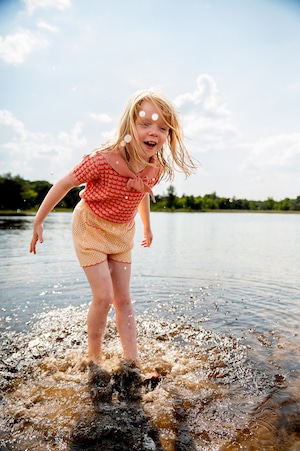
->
[72,200,134,267]
[70,150,160,224]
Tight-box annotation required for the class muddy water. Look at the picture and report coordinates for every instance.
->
[0,212,300,450]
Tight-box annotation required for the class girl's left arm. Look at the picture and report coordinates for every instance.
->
[138,194,153,247]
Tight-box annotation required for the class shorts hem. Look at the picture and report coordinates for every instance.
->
[81,256,132,268]
[109,257,132,264]
[81,258,107,268]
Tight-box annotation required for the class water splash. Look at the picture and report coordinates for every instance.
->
[0,306,299,450]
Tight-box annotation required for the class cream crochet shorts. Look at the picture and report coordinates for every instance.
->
[72,200,135,267]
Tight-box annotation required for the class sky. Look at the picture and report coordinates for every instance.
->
[0,0,300,201]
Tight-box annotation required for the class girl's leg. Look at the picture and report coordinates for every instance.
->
[83,260,114,364]
[109,259,138,363]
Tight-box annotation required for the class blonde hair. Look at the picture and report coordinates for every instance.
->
[102,90,197,180]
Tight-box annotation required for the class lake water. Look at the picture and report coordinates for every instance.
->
[0,212,299,450]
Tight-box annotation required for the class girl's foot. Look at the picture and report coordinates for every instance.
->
[122,359,158,376]
[88,362,112,402]
[88,353,102,367]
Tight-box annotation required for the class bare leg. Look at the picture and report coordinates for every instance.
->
[84,260,113,364]
[109,259,138,363]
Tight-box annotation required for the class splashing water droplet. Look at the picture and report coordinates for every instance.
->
[124,134,132,143]
[124,266,127,270]
[139,110,146,117]
[125,196,128,199]
[120,141,126,147]
[152,113,159,121]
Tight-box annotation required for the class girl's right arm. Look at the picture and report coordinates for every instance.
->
[30,173,78,254]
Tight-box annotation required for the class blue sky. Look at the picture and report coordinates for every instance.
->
[0,0,300,200]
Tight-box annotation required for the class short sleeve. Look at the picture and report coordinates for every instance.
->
[70,152,105,185]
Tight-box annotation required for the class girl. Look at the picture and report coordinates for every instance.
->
[30,90,196,367]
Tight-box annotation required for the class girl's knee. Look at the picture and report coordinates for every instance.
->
[114,295,132,311]
[92,292,114,310]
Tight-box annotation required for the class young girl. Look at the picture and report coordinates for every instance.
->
[30,90,196,368]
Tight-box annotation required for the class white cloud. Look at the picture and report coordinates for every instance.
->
[288,82,300,91]
[175,74,227,115]
[174,74,240,153]
[0,110,87,180]
[22,0,71,14]
[88,113,112,123]
[0,29,48,65]
[37,20,59,33]
[240,133,300,173]
[0,110,26,136]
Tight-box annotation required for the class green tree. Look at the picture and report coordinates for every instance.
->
[30,180,52,207]
[194,196,203,211]
[58,187,82,209]
[185,195,195,210]
[166,185,177,209]
[0,173,28,210]
[266,197,275,210]
[289,196,300,211]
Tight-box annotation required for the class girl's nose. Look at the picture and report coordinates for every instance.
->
[149,125,158,136]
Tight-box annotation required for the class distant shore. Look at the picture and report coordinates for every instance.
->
[1,208,300,216]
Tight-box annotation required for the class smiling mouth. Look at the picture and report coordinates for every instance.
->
[144,141,156,148]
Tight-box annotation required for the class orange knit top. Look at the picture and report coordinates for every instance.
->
[71,150,161,224]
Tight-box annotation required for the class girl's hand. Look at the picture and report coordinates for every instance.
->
[141,229,153,248]
[30,223,44,254]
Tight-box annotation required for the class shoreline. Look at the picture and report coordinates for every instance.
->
[1,208,300,216]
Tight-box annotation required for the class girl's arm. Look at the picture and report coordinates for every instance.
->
[30,173,78,254]
[138,193,153,247]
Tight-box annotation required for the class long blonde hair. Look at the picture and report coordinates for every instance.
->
[103,90,197,180]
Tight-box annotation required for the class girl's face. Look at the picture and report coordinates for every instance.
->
[135,101,169,159]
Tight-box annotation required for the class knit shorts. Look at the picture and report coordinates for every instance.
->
[72,200,135,267]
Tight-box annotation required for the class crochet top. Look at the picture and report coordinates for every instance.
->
[70,150,161,223]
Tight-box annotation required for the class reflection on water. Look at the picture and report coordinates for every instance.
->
[0,212,300,450]
[0,216,32,230]
[0,307,300,450]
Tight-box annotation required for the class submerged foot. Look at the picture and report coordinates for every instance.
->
[112,360,142,401]
[87,353,102,367]
[88,362,113,403]
[112,360,160,400]
[141,371,160,391]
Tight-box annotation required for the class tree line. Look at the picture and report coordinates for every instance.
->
[152,185,300,212]
[0,173,80,211]
[1,173,300,212]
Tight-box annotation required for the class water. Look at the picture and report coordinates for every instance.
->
[0,212,299,450]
